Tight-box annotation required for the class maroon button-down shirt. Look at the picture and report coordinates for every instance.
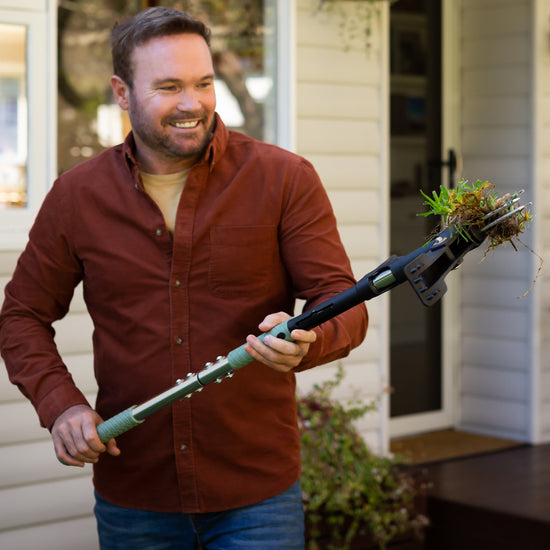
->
[0,115,368,513]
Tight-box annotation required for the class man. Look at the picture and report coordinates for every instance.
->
[0,7,367,550]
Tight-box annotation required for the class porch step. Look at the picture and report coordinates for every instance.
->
[424,444,550,550]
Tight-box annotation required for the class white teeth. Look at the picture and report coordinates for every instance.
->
[173,121,198,129]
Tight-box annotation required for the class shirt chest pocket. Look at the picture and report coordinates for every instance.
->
[209,226,279,299]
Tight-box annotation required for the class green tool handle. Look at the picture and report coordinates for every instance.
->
[96,406,143,443]
[227,319,292,369]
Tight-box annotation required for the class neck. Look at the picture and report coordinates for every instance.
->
[135,148,199,175]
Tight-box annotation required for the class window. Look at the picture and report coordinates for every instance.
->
[0,1,292,249]
[0,5,52,250]
[0,39,27,208]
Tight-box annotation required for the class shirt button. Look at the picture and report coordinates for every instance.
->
[155,228,163,237]
[176,337,183,345]
[174,280,181,287]
[179,444,187,452]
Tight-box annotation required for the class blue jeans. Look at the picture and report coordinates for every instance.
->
[94,480,305,550]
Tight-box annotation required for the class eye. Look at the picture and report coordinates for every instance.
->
[158,83,178,92]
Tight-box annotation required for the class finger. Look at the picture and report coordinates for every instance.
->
[290,328,317,344]
[263,334,304,356]
[53,434,85,468]
[250,333,301,360]
[258,311,290,332]
[81,416,107,454]
[70,424,102,462]
[90,412,121,457]
[57,419,101,463]
[53,421,81,458]
[245,335,304,372]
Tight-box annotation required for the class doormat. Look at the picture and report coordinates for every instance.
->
[390,429,524,465]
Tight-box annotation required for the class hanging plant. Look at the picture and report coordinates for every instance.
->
[317,0,399,50]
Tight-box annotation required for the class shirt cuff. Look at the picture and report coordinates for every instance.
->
[36,384,91,431]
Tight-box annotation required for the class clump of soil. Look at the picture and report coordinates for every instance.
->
[449,183,530,251]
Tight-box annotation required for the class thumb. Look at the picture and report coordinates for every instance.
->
[105,438,121,457]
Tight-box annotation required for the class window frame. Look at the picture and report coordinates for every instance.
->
[275,0,295,152]
[0,2,55,250]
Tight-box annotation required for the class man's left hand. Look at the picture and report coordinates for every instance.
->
[244,311,317,372]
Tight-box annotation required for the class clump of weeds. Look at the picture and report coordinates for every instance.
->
[420,179,542,297]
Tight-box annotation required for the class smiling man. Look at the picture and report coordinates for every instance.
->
[112,32,217,173]
[0,7,368,550]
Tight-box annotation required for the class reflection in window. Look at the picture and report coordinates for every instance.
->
[0,24,27,209]
[58,0,277,175]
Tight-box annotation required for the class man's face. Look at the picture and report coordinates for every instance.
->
[117,33,216,173]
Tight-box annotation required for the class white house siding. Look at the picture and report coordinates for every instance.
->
[458,0,540,441]
[535,0,550,442]
[0,255,98,548]
[294,0,389,453]
[0,0,98,546]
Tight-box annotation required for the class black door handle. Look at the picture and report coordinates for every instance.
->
[429,149,458,189]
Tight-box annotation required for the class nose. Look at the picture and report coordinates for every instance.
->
[176,89,200,112]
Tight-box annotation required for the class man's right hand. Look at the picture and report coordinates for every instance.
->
[51,404,121,467]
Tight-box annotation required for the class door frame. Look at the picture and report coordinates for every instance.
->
[390,0,462,438]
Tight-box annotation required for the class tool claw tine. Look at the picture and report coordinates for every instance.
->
[482,203,531,232]
[481,191,524,221]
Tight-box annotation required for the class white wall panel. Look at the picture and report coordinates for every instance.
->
[329,190,381,225]
[458,0,537,443]
[463,334,528,371]
[0,517,97,550]
[462,66,530,97]
[463,97,530,126]
[462,366,529,401]
[298,47,380,85]
[306,154,381,190]
[462,3,530,36]
[461,395,529,438]
[297,119,381,155]
[535,0,550,443]
[462,36,529,68]
[338,225,380,259]
[0,477,94,531]
[295,0,389,452]
[0,440,89,487]
[297,82,380,120]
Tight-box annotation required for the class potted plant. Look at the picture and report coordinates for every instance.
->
[298,366,428,550]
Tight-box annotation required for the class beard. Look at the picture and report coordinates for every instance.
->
[128,97,215,162]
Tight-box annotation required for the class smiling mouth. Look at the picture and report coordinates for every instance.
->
[170,120,200,129]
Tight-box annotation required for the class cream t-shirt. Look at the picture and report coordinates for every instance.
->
[140,169,190,235]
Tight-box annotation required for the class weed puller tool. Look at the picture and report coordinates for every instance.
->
[95,182,532,444]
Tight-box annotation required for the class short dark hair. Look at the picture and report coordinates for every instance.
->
[110,7,211,88]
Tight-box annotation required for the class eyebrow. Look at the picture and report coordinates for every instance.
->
[152,74,215,86]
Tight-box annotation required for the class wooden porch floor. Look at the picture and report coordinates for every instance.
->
[423,443,550,549]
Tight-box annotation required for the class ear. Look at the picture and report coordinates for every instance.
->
[111,75,130,111]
